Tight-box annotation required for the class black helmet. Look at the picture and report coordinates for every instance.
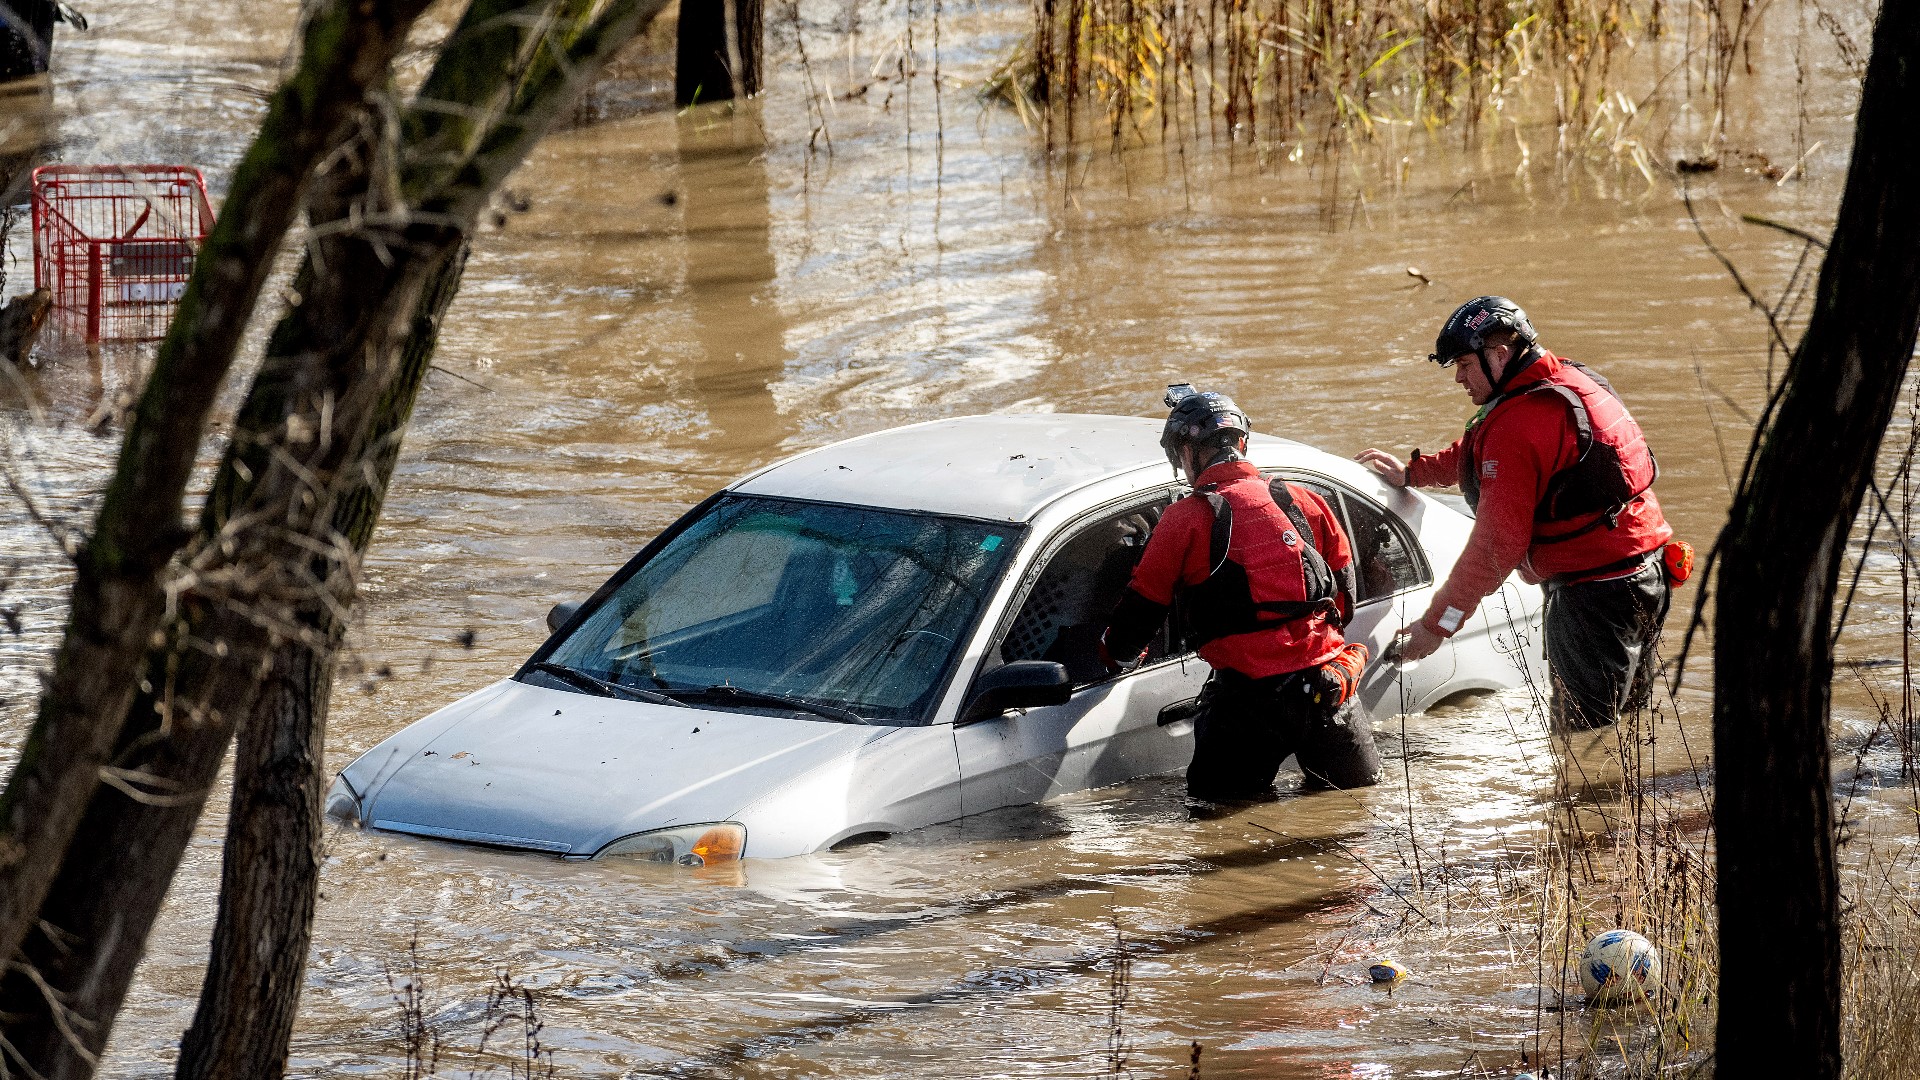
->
[1159,383,1250,471]
[1431,296,1540,383]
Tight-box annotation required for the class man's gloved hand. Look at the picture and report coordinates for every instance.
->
[1393,620,1445,662]
[1301,641,1370,706]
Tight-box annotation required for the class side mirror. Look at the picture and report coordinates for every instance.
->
[547,601,583,635]
[957,660,1073,725]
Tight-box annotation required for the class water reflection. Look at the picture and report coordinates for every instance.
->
[676,103,790,456]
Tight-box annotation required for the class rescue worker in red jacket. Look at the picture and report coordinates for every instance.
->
[1356,296,1678,730]
[1103,386,1378,801]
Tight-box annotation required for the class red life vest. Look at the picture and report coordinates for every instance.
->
[1460,360,1659,544]
[1179,477,1346,648]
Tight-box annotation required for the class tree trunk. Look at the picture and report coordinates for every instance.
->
[0,0,432,980]
[0,2,671,1073]
[0,219,452,1080]
[172,245,469,1080]
[168,635,334,1080]
[675,0,761,105]
[1712,1,1920,1074]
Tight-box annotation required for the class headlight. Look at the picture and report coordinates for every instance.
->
[597,823,745,865]
[324,774,363,825]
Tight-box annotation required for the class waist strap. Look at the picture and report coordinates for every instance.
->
[1545,549,1658,589]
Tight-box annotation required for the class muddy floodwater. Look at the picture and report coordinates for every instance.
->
[2,0,1915,1075]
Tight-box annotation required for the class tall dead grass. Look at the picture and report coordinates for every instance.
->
[989,0,1770,166]
[1840,838,1920,1080]
[1534,685,1719,1076]
[1836,605,1920,1077]
[1509,610,1719,1076]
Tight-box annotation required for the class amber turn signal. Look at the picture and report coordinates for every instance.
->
[690,824,744,863]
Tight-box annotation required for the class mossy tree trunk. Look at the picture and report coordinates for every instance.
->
[169,237,473,1080]
[1712,1,1920,1073]
[0,0,434,1002]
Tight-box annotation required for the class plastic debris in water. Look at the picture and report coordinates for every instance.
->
[1368,960,1408,982]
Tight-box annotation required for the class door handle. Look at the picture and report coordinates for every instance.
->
[1157,697,1200,727]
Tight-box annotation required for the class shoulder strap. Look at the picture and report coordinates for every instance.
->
[1267,479,1318,553]
[1539,383,1594,459]
[1563,359,1622,401]
[1200,487,1232,576]
[1267,479,1339,608]
[1487,379,1596,462]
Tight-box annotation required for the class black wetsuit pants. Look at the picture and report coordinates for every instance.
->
[1544,557,1672,731]
[1186,667,1382,801]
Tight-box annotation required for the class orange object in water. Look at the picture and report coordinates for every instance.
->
[1662,540,1695,585]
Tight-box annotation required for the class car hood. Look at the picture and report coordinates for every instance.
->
[349,680,895,856]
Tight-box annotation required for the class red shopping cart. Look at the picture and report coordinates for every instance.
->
[32,164,215,344]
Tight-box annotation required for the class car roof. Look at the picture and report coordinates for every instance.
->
[731,413,1318,523]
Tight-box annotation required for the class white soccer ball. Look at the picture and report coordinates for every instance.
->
[1578,929,1661,1004]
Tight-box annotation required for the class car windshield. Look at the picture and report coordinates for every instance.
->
[533,496,1020,724]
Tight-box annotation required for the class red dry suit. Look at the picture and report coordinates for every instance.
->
[1407,352,1672,637]
[1107,460,1354,679]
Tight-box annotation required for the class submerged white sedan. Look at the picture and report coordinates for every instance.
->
[328,414,1543,862]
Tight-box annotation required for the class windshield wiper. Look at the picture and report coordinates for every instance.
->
[675,684,872,726]
[530,662,680,706]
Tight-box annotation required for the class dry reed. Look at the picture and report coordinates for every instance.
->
[1835,384,1920,1075]
[988,0,1772,166]
[387,934,557,1078]
[1839,836,1920,1080]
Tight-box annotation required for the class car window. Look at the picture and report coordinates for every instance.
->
[1336,489,1428,600]
[995,493,1179,687]
[1275,472,1430,604]
[538,496,1019,724]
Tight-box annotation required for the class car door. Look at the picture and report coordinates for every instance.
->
[954,491,1207,816]
[1279,473,1454,712]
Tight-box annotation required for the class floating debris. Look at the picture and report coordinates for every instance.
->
[1368,960,1408,983]
[1579,930,1661,1005]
